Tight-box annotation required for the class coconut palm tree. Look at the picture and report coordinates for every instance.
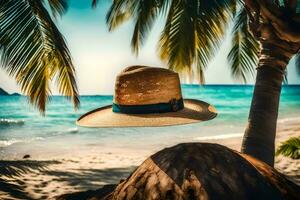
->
[0,0,79,114]
[99,0,300,166]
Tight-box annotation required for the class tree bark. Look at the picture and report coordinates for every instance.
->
[241,40,293,166]
[242,0,300,166]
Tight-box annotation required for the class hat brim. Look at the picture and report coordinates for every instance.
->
[76,99,217,128]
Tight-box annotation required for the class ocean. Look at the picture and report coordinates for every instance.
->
[1,85,300,160]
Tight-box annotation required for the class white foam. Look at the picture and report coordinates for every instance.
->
[0,137,44,147]
[0,118,25,126]
[67,127,79,133]
[194,133,243,141]
[278,117,300,124]
[0,139,20,147]
[33,137,44,141]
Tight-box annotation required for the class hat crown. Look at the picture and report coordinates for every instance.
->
[114,66,182,105]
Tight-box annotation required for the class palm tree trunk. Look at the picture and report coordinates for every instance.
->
[241,40,294,166]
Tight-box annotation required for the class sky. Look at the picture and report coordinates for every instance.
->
[0,0,299,95]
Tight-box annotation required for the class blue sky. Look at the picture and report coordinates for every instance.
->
[0,0,299,95]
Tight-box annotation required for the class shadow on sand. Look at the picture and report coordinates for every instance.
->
[0,160,134,199]
[0,160,60,200]
[46,167,134,190]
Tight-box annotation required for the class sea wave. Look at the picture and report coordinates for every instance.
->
[0,139,20,147]
[278,116,300,124]
[0,118,25,126]
[194,133,243,141]
[66,127,78,134]
[0,137,44,147]
[49,127,79,136]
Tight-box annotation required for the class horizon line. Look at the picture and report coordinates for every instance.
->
[2,84,300,96]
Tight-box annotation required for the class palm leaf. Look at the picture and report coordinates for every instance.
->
[0,0,79,114]
[130,0,161,54]
[158,1,175,62]
[106,0,134,31]
[160,0,235,83]
[107,0,235,83]
[106,0,168,54]
[294,53,300,75]
[92,0,99,8]
[276,137,300,159]
[47,0,68,18]
[227,6,259,83]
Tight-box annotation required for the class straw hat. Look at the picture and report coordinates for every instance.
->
[77,66,217,127]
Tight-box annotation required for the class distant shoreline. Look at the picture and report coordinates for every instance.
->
[181,84,300,89]
[1,84,299,97]
[0,87,21,96]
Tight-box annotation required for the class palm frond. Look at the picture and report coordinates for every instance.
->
[159,0,235,83]
[106,0,134,31]
[294,53,300,75]
[92,0,99,8]
[227,7,259,83]
[47,0,68,18]
[0,0,79,114]
[165,0,197,73]
[107,0,235,82]
[158,1,175,62]
[283,69,288,84]
[106,0,169,54]
[130,0,161,54]
[276,137,300,159]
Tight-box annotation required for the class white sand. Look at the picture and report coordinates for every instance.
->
[0,119,299,199]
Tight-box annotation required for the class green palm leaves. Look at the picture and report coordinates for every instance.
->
[48,0,68,18]
[276,137,300,159]
[0,0,79,114]
[106,0,161,54]
[106,0,259,83]
[159,0,232,82]
[228,7,259,83]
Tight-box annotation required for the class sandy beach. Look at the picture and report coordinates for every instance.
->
[0,118,299,199]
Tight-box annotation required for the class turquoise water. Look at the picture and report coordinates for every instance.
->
[0,85,300,158]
